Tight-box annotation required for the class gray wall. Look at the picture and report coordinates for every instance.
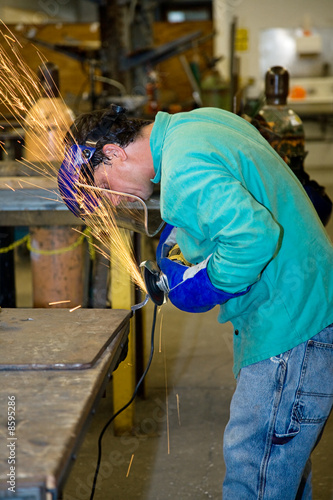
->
[213,0,333,93]
[213,0,333,170]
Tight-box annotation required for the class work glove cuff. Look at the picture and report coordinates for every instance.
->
[156,223,177,266]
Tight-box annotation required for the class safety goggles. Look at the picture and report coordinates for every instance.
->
[57,144,164,237]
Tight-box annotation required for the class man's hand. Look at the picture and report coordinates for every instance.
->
[156,223,250,313]
[159,257,248,313]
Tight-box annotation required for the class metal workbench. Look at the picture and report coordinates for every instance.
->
[0,160,161,229]
[0,308,131,500]
[0,161,84,227]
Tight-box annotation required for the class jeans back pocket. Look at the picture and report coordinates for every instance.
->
[294,336,333,423]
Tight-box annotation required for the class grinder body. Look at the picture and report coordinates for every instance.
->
[141,260,169,306]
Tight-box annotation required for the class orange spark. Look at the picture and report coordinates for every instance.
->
[4,34,16,43]
[126,454,135,477]
[0,20,22,47]
[158,308,163,353]
[176,394,181,426]
[49,300,71,305]
[69,305,82,313]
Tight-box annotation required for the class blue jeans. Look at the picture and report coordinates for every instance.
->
[223,324,333,499]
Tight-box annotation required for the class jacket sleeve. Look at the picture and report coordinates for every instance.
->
[163,163,282,295]
[204,172,281,293]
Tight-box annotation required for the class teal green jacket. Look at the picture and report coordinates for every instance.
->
[150,108,333,376]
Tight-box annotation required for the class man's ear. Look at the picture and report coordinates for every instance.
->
[102,143,127,160]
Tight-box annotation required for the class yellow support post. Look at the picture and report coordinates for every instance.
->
[109,230,135,434]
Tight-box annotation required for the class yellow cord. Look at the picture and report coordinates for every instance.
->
[0,227,95,258]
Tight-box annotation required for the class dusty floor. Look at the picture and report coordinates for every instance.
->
[14,251,333,500]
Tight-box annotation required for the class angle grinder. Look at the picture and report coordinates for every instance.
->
[140,260,169,306]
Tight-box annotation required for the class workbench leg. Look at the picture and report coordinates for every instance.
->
[109,230,135,434]
[0,227,16,307]
[133,232,145,397]
[89,239,109,308]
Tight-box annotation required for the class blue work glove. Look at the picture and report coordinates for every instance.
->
[159,257,249,313]
[156,223,178,266]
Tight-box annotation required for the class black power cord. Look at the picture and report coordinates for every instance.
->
[89,303,158,500]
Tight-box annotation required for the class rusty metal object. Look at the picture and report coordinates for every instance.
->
[252,107,306,169]
[29,226,85,309]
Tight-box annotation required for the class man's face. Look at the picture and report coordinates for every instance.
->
[93,159,154,206]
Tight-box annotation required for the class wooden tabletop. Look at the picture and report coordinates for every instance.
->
[0,308,132,498]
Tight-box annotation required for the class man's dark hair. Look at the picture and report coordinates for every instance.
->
[66,104,152,168]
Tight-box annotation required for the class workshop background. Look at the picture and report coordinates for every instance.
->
[0,0,333,499]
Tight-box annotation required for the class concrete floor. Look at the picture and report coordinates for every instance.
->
[14,252,333,500]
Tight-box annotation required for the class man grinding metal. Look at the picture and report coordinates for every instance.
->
[58,104,333,499]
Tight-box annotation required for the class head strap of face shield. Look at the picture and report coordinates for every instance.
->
[83,104,126,154]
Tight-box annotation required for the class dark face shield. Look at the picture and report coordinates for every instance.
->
[57,144,97,217]
[58,144,164,237]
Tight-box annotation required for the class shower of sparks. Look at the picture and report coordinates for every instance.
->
[48,300,71,305]
[71,195,146,293]
[69,305,82,313]
[126,454,135,477]
[0,22,147,294]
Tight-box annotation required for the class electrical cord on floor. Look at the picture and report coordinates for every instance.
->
[89,303,158,500]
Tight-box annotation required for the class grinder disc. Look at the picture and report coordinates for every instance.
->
[142,260,165,306]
